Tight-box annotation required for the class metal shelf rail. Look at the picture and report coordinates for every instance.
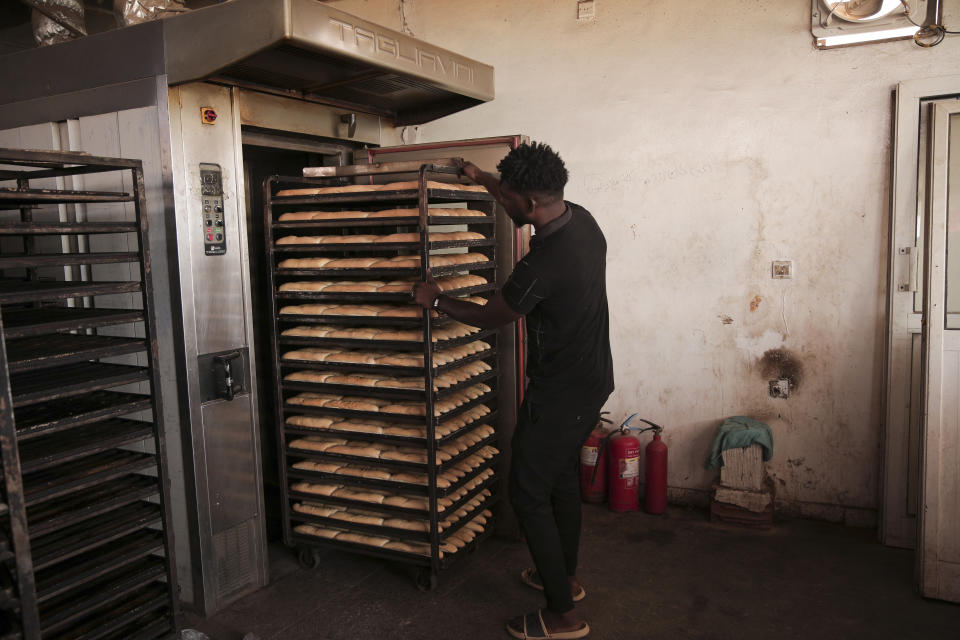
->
[0,148,179,639]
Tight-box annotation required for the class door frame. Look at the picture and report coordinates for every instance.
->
[918,99,960,601]
[882,75,960,549]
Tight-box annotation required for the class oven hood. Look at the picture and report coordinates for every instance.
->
[0,0,494,126]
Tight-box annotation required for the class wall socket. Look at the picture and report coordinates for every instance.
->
[769,378,790,398]
[578,0,596,20]
[772,260,793,279]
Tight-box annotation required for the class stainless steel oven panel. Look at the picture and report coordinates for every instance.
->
[201,394,260,535]
[168,81,268,614]
[238,90,381,146]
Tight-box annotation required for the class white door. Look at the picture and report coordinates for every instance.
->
[917,99,960,602]
[882,77,960,551]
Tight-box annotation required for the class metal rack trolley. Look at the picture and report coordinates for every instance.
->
[264,162,502,590]
[0,149,179,639]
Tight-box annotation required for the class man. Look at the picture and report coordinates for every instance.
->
[412,142,614,640]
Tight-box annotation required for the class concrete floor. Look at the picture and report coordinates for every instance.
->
[184,505,960,640]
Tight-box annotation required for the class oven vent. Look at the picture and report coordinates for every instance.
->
[214,519,257,600]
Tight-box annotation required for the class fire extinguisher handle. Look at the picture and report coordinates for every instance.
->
[635,418,664,434]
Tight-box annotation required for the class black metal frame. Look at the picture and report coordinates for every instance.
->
[264,164,501,589]
[0,148,179,639]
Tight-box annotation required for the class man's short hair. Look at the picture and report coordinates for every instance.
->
[497,142,568,200]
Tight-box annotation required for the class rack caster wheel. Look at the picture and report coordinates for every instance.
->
[415,568,438,592]
[298,548,320,570]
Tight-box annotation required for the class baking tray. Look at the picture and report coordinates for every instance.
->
[18,419,154,474]
[282,389,497,426]
[279,346,496,377]
[34,529,164,604]
[273,283,495,303]
[0,307,144,339]
[0,280,141,305]
[30,502,161,572]
[274,260,495,279]
[0,222,138,236]
[271,215,494,229]
[0,252,140,270]
[37,557,165,637]
[274,238,495,253]
[11,362,149,408]
[285,451,499,498]
[22,450,156,507]
[288,469,496,527]
[269,187,495,206]
[285,432,498,475]
[282,407,498,446]
[278,327,496,352]
[280,368,498,401]
[4,334,146,374]
[0,188,133,205]
[52,583,170,640]
[25,476,158,539]
[14,390,153,441]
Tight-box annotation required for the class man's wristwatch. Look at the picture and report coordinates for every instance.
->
[432,295,441,309]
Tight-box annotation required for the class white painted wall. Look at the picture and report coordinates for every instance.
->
[335,0,960,524]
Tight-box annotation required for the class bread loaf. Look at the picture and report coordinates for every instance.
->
[276,236,322,245]
[324,257,380,269]
[278,257,333,269]
[293,502,342,518]
[291,482,341,496]
[286,415,337,430]
[293,523,341,539]
[279,304,335,315]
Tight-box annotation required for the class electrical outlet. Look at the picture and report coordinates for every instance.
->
[769,378,790,398]
[577,0,595,20]
[772,260,793,279]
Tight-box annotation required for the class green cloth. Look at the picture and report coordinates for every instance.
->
[705,416,774,469]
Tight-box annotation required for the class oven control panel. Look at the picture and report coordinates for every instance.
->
[200,163,226,256]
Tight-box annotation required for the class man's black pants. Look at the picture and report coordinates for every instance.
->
[508,394,605,614]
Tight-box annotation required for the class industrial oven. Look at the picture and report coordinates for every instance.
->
[0,0,525,619]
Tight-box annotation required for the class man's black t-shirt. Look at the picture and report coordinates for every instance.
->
[501,202,614,405]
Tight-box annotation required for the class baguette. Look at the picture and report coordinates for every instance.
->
[278,257,333,269]
[277,211,318,221]
[282,348,338,361]
[293,523,341,539]
[285,415,337,430]
[324,257,380,268]
[291,460,344,473]
[279,304,335,315]
[276,235,322,245]
[321,281,385,293]
[291,482,341,496]
[293,502,342,518]
[337,532,391,547]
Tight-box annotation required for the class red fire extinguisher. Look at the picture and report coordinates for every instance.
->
[580,413,613,503]
[639,419,668,515]
[606,415,642,512]
[595,415,668,514]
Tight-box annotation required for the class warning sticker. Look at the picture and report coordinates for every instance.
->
[619,456,639,479]
[581,446,599,467]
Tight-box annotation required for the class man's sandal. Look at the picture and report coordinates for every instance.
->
[519,568,586,602]
[506,610,590,639]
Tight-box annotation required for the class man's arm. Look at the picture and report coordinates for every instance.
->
[435,291,521,329]
[458,160,502,202]
[412,275,521,329]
